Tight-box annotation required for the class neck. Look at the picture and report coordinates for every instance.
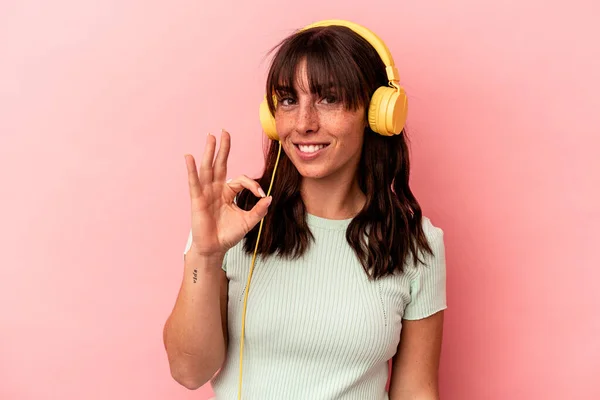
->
[300,174,366,220]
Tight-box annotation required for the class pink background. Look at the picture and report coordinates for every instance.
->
[1,1,599,399]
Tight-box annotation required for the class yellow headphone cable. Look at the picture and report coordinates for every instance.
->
[237,141,282,399]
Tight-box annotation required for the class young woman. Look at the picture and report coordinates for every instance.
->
[163,20,447,400]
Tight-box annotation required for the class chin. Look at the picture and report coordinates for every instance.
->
[294,165,334,180]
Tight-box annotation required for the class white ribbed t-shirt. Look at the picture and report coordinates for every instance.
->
[184,214,447,399]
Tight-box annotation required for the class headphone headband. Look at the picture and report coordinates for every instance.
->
[299,19,400,84]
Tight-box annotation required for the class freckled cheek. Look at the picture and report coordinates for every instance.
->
[276,128,292,144]
[333,130,363,156]
[318,111,340,126]
[274,121,295,151]
[275,111,293,129]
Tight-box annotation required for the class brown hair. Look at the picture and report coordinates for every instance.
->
[236,25,432,279]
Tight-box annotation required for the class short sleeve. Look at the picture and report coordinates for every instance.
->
[183,229,193,255]
[403,220,447,320]
[183,229,227,272]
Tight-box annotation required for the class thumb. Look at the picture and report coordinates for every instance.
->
[245,196,273,227]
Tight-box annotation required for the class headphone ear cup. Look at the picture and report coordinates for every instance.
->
[259,98,279,141]
[367,86,408,136]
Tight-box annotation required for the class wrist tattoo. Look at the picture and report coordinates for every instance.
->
[193,269,198,283]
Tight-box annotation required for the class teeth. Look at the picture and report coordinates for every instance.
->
[298,144,326,153]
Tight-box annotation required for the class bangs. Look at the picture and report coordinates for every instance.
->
[265,28,373,114]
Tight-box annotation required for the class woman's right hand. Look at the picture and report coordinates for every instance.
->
[184,129,272,258]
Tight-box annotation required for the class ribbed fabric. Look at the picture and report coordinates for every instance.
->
[184,214,446,399]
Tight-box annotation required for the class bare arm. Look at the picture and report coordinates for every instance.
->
[163,252,229,389]
[162,130,271,390]
[388,311,444,400]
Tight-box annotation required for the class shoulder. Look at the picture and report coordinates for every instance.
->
[416,215,446,267]
[420,216,444,245]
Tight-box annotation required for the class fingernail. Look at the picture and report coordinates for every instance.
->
[258,188,266,197]
[266,196,272,205]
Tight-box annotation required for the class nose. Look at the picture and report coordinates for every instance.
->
[295,100,319,134]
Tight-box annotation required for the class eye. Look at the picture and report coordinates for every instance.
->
[278,96,296,106]
[321,94,338,104]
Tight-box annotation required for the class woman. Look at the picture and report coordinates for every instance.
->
[163,20,447,399]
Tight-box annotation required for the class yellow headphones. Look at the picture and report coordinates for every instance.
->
[258,19,408,141]
[238,20,407,399]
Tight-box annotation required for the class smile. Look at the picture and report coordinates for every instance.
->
[293,143,330,160]
[297,144,327,153]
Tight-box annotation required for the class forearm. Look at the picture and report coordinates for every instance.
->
[163,252,226,389]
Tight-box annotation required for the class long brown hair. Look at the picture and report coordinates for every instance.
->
[236,25,432,279]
